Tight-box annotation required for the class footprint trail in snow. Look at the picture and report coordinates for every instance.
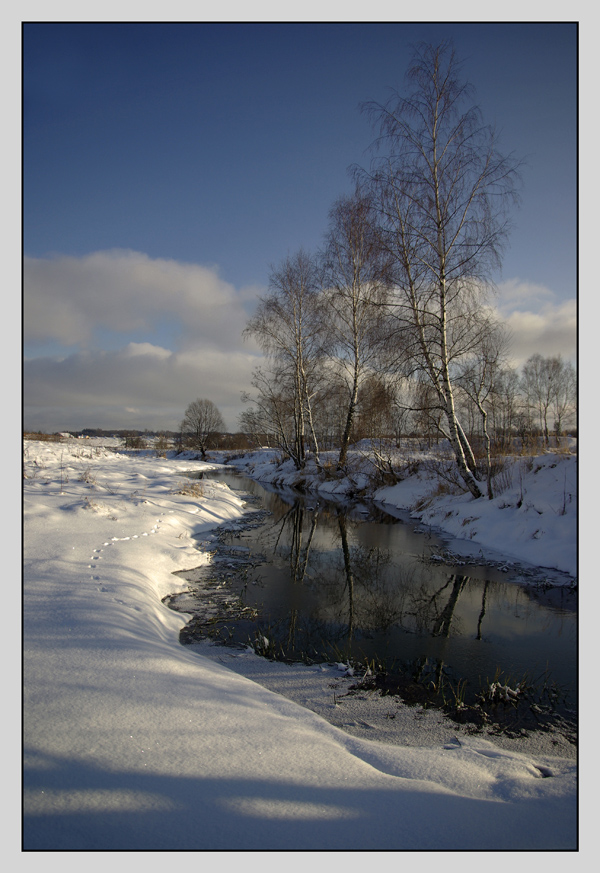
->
[84,515,165,610]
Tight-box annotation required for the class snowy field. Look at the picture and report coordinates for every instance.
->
[22,438,578,852]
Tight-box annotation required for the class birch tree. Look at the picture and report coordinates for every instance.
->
[360,41,521,497]
[244,250,325,469]
[456,317,511,498]
[321,190,390,468]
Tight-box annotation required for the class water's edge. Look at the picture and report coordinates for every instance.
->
[164,465,577,744]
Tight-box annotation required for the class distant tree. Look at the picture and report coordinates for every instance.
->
[154,433,170,455]
[180,399,225,459]
[551,357,576,442]
[410,378,445,449]
[122,431,146,450]
[520,354,576,446]
[355,373,396,441]
[520,354,552,445]
[489,366,520,450]
[239,379,285,450]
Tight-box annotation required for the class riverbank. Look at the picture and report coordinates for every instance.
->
[186,629,577,762]
[220,444,577,580]
[22,439,578,850]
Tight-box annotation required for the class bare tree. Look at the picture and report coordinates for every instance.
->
[551,357,576,442]
[456,317,511,498]
[154,433,170,456]
[386,374,417,444]
[360,41,521,497]
[410,377,445,448]
[520,354,552,445]
[311,374,352,451]
[238,404,267,449]
[240,365,304,461]
[521,353,576,446]
[244,250,325,469]
[180,398,225,459]
[355,373,396,441]
[489,365,520,450]
[321,189,390,468]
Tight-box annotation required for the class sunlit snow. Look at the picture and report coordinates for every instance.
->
[23,438,577,850]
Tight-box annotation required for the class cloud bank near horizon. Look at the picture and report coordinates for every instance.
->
[24,250,263,432]
[23,253,576,434]
[24,342,260,433]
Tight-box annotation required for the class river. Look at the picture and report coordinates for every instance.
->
[166,466,577,717]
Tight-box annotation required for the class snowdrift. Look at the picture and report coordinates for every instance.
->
[23,440,577,850]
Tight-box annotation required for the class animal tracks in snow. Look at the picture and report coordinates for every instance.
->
[84,516,165,612]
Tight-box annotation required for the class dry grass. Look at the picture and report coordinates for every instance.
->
[78,467,97,486]
[173,480,206,497]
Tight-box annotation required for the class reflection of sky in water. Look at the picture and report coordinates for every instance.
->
[442,583,573,641]
[196,469,576,697]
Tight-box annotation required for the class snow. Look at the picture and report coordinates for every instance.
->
[230,444,577,579]
[22,439,578,851]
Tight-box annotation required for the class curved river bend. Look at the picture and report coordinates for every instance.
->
[168,467,576,714]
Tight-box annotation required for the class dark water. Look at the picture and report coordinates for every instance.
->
[172,467,577,709]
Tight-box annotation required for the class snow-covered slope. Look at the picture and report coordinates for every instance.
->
[22,441,577,850]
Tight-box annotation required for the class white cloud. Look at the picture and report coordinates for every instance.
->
[23,250,266,432]
[494,280,576,368]
[123,342,172,359]
[24,249,261,353]
[495,278,556,311]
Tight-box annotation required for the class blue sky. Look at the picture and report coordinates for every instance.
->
[23,21,577,433]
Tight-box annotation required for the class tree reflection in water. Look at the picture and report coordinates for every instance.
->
[251,502,486,657]
[177,470,576,706]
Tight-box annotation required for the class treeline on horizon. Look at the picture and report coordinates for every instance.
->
[22,429,258,449]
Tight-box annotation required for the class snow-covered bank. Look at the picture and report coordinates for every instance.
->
[23,440,577,850]
[227,446,577,579]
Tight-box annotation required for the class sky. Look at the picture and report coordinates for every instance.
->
[23,21,578,434]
